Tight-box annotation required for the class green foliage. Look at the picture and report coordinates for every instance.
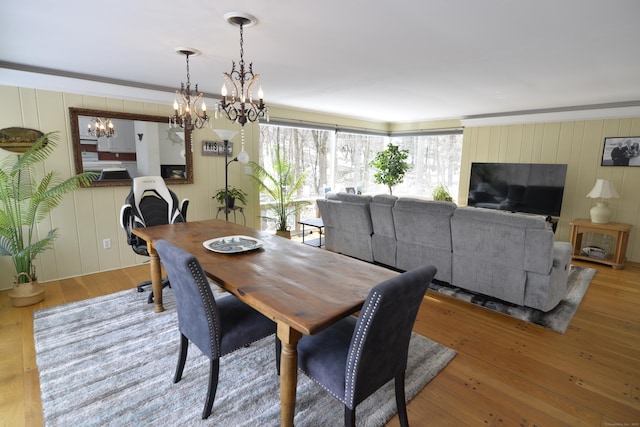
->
[369,143,410,195]
[213,187,248,206]
[0,132,98,283]
[249,146,309,232]
[432,184,454,202]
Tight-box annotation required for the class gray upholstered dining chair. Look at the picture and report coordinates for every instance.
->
[297,264,437,427]
[154,240,280,419]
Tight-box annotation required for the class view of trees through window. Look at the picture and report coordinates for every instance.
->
[258,123,463,231]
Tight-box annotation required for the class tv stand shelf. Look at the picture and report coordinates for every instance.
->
[569,219,632,269]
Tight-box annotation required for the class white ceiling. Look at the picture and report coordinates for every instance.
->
[1,0,640,124]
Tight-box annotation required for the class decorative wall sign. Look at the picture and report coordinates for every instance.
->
[0,127,46,153]
[202,140,233,156]
[601,136,640,166]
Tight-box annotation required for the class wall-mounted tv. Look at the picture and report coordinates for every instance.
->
[467,163,568,217]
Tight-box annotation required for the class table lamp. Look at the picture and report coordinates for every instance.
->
[586,179,619,224]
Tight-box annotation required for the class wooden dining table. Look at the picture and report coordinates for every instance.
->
[132,219,398,426]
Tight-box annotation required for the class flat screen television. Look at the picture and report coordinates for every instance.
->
[467,162,568,217]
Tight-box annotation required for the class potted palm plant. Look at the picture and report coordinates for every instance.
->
[0,132,97,306]
[249,146,308,238]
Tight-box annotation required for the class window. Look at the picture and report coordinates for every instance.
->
[258,123,463,230]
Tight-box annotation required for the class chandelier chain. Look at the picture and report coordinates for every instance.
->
[185,54,191,87]
[239,24,245,67]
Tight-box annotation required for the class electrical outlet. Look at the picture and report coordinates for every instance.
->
[103,238,111,249]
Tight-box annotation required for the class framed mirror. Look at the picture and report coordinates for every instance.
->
[69,108,193,187]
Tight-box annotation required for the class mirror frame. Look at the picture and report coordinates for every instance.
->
[69,107,193,187]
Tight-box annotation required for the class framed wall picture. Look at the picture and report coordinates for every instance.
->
[0,127,45,153]
[601,137,640,166]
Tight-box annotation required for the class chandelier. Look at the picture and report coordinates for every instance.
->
[170,48,210,130]
[217,12,268,126]
[86,117,115,138]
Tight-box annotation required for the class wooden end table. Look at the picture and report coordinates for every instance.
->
[569,219,632,269]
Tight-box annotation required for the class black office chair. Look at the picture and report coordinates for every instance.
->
[297,264,437,427]
[120,176,189,303]
[154,240,280,419]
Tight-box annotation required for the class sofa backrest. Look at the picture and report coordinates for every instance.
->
[450,206,554,274]
[392,198,457,282]
[317,193,374,261]
[328,193,373,234]
[370,194,399,267]
[370,194,398,239]
[393,198,457,251]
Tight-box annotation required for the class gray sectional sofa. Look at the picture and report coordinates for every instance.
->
[316,192,572,312]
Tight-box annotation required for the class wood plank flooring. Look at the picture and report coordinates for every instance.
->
[1,260,638,426]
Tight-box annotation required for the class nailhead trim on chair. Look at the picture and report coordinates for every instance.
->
[189,260,220,357]
[344,291,381,407]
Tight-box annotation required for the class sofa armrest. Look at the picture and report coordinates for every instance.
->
[552,242,572,268]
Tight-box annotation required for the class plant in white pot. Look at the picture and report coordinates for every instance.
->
[0,132,97,306]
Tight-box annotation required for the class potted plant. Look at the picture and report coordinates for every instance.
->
[213,187,248,209]
[0,132,97,306]
[249,146,309,238]
[370,143,410,195]
[432,184,454,202]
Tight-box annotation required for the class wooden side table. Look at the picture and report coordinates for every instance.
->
[569,219,633,269]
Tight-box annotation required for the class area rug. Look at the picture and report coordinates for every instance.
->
[428,265,596,333]
[34,287,456,427]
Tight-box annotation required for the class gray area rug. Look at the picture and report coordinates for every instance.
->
[428,265,596,333]
[34,287,456,426]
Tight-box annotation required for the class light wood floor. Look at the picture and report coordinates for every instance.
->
[1,259,639,426]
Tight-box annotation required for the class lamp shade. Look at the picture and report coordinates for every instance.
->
[586,179,619,224]
[213,129,238,141]
[586,179,620,199]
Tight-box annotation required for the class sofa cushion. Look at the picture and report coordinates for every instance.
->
[370,195,397,239]
[370,194,398,267]
[393,198,456,282]
[317,195,374,262]
[393,198,457,251]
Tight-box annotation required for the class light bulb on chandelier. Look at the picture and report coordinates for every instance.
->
[86,117,116,139]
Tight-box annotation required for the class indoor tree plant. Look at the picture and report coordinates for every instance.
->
[370,143,410,195]
[249,146,308,238]
[213,187,248,209]
[0,131,97,306]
